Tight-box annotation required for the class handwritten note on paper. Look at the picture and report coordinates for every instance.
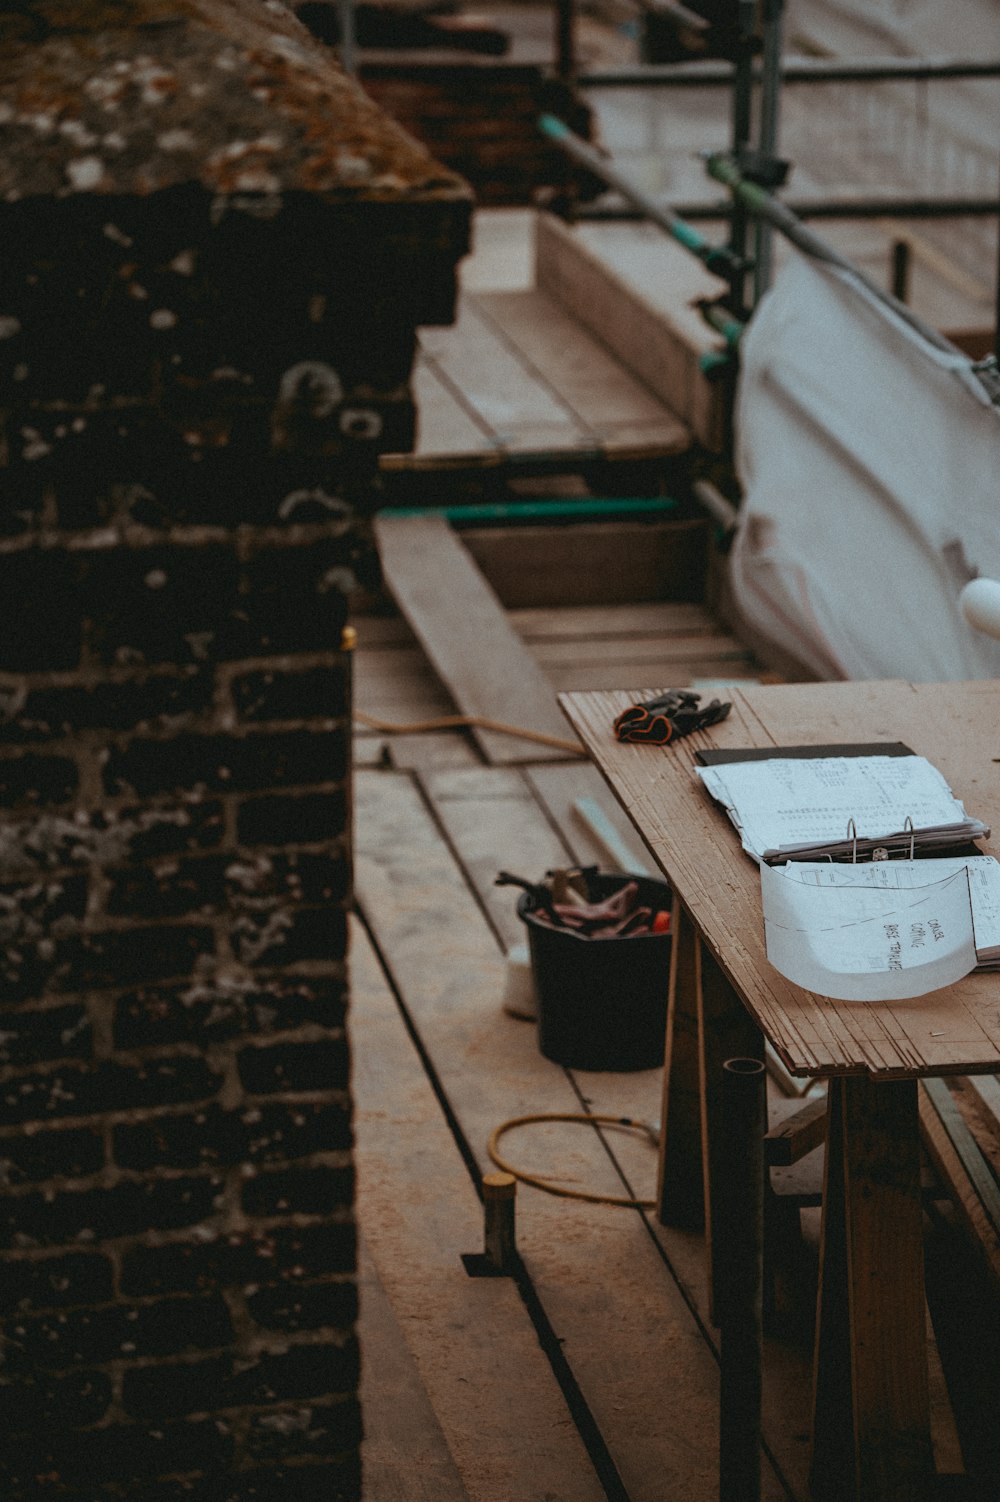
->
[696,755,985,863]
[782,857,1000,965]
[760,862,978,1001]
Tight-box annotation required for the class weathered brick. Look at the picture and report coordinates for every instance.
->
[122,1351,233,1420]
[0,1001,91,1068]
[113,975,347,1050]
[246,1396,362,1460]
[236,791,348,849]
[243,1164,354,1219]
[0,1249,115,1313]
[140,1455,363,1502]
[0,550,82,671]
[238,1039,351,1097]
[0,1056,224,1127]
[0,1369,112,1432]
[244,1101,353,1163]
[3,1414,235,1487]
[230,1338,360,1406]
[0,1123,104,1186]
[247,1280,358,1335]
[3,1291,233,1372]
[239,539,353,655]
[120,1221,356,1298]
[0,801,226,880]
[53,923,216,992]
[0,670,215,744]
[115,1099,350,1172]
[223,850,351,905]
[0,1174,225,1249]
[0,751,78,808]
[106,853,232,919]
[231,906,348,968]
[104,729,348,800]
[115,1103,244,1171]
[231,663,350,724]
[80,542,245,669]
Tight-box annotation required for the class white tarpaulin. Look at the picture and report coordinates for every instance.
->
[729,253,1000,681]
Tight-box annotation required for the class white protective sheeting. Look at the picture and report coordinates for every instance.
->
[729,253,1000,681]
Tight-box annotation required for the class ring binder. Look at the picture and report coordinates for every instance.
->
[694,747,990,867]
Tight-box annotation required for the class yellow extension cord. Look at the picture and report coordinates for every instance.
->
[487,1112,659,1209]
[353,710,585,757]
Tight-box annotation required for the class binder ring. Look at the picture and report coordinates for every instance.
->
[847,817,858,864]
[904,815,915,861]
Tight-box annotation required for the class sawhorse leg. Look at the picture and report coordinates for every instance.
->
[657,899,763,1317]
[811,1076,933,1502]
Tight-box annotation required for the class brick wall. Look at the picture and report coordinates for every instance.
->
[0,3,470,1497]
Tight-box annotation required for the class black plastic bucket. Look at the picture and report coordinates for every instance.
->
[517,872,672,1071]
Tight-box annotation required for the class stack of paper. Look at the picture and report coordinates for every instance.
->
[696,754,989,866]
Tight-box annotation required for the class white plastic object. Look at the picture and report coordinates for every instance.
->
[960,579,1000,642]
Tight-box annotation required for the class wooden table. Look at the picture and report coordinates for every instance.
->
[561,680,1000,1502]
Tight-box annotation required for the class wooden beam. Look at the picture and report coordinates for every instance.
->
[374,512,578,763]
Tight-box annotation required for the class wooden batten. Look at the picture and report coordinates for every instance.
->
[535,212,729,451]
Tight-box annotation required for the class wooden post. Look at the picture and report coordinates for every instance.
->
[697,943,764,1320]
[483,1171,517,1273]
[811,1077,932,1502]
[657,898,705,1227]
[718,1056,766,1502]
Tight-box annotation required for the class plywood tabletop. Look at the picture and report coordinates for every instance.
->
[560,680,1000,1080]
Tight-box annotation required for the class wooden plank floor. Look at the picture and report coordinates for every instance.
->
[354,593,763,739]
[378,206,692,480]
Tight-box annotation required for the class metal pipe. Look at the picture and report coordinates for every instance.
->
[555,0,575,81]
[579,55,1000,87]
[891,239,911,303]
[754,0,785,299]
[995,157,1000,362]
[692,478,739,531]
[726,1,758,316]
[380,496,680,524]
[337,0,356,75]
[574,194,1000,221]
[538,115,744,281]
[705,151,960,353]
[698,300,745,346]
[717,1056,766,1502]
[644,0,710,30]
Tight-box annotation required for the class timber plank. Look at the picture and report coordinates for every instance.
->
[354,770,793,1502]
[399,357,500,471]
[387,731,482,774]
[535,213,727,451]
[374,512,577,763]
[417,295,591,455]
[471,288,690,455]
[420,765,574,952]
[358,1237,472,1502]
[532,632,754,666]
[351,918,604,1502]
[525,759,653,875]
[544,660,757,692]
[510,601,718,641]
[354,643,457,723]
[462,519,711,609]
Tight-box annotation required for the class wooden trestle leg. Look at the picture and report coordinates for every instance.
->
[657,897,705,1228]
[811,1076,933,1502]
[657,898,764,1320]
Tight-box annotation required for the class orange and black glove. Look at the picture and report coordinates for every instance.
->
[613,690,731,745]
